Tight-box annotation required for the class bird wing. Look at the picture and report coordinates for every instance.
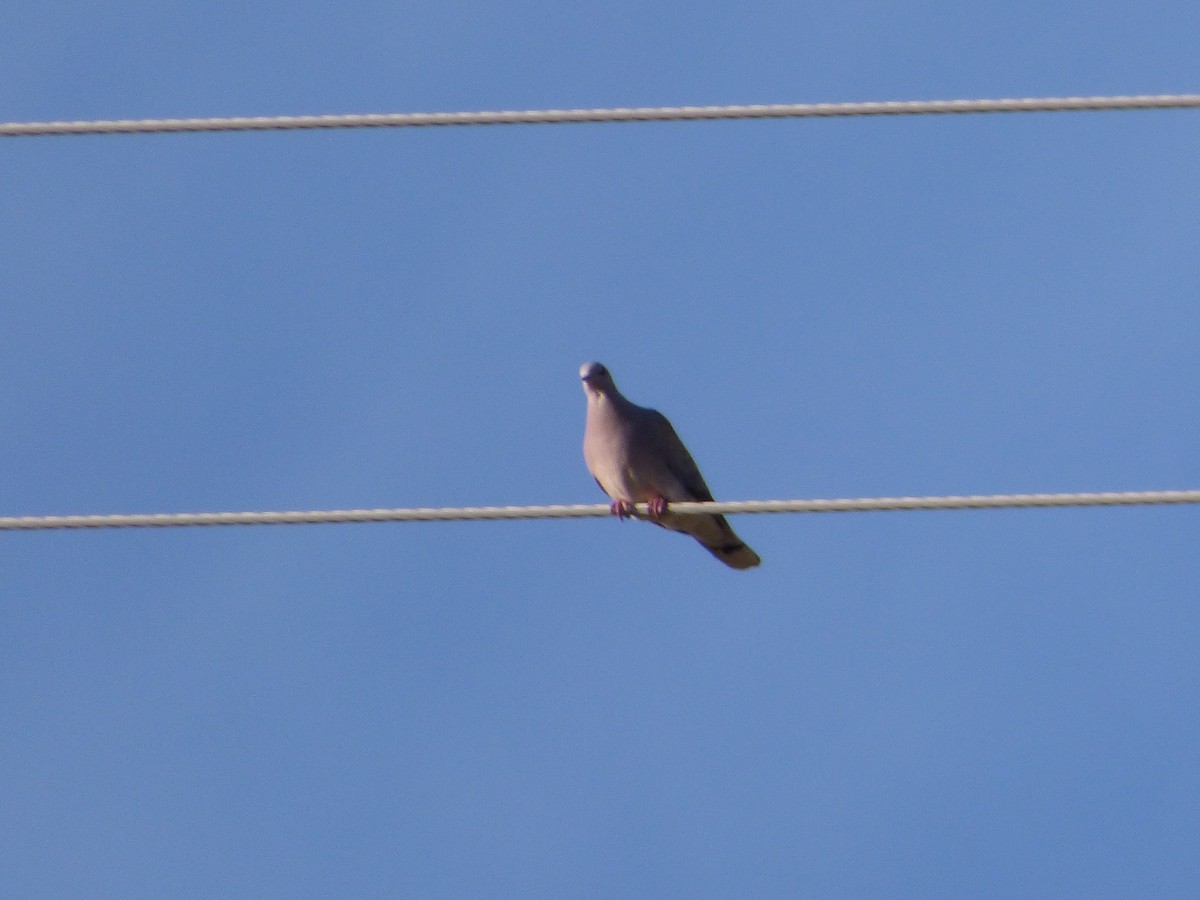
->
[646,410,715,502]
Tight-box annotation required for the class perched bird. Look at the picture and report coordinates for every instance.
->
[580,361,760,570]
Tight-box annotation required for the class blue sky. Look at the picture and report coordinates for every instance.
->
[4,3,1200,896]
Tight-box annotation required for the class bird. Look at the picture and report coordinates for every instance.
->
[580,361,760,570]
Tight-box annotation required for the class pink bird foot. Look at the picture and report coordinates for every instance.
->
[610,499,636,519]
[647,495,669,521]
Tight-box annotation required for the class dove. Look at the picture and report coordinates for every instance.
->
[580,361,760,570]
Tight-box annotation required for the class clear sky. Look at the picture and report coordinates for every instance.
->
[4,2,1200,896]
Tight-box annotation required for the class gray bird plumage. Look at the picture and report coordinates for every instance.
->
[580,361,760,570]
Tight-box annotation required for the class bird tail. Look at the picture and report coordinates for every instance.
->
[698,515,761,570]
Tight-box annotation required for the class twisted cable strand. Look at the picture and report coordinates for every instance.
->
[3,489,1198,531]
[3,94,1199,137]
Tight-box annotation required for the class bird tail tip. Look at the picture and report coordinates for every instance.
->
[711,542,761,570]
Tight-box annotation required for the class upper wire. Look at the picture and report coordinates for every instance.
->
[3,94,1199,138]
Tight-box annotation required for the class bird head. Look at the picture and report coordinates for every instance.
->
[579,361,617,398]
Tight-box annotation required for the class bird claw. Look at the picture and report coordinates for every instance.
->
[610,499,636,520]
[647,495,669,521]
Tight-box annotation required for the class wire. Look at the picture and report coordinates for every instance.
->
[3,489,1198,532]
[3,94,1199,138]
